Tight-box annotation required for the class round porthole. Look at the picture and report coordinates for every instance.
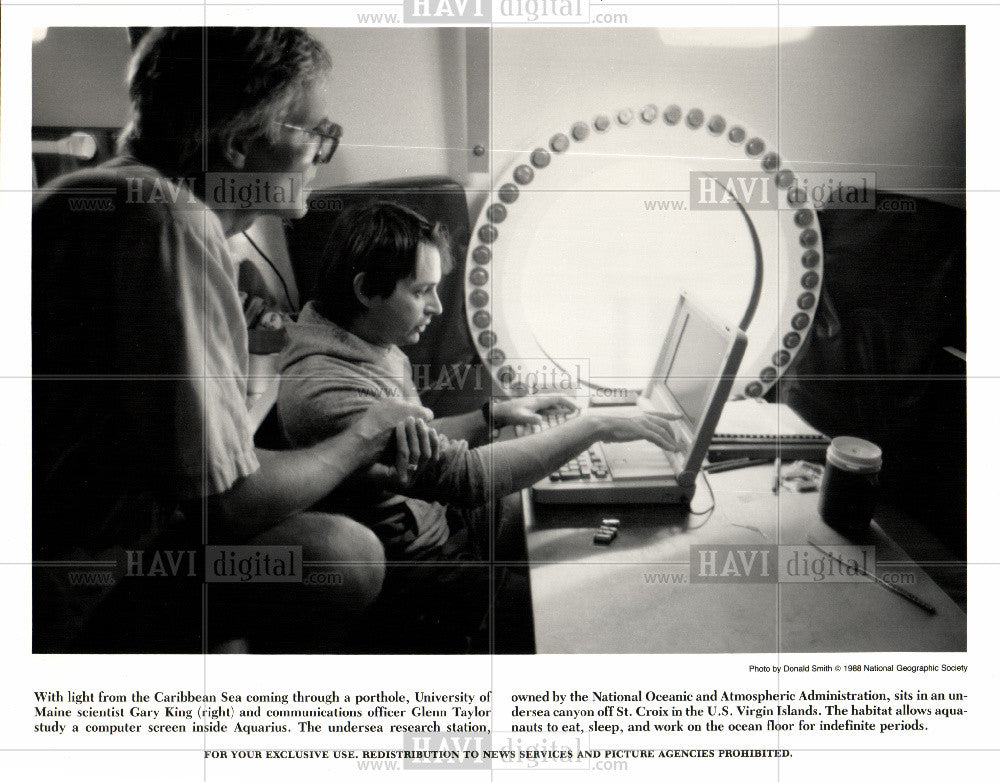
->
[465,103,823,399]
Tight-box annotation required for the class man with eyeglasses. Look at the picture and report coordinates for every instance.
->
[279,120,343,165]
[32,28,421,653]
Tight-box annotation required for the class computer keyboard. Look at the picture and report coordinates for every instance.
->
[514,411,612,483]
[513,409,689,504]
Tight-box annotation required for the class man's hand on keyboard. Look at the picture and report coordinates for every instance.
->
[596,410,684,452]
[492,395,579,427]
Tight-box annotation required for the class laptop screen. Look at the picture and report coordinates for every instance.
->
[663,311,730,429]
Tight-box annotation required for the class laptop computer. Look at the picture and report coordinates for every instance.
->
[522,293,747,505]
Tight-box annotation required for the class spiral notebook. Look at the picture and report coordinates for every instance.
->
[708,400,830,461]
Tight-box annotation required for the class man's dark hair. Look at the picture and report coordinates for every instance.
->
[315,201,453,326]
[118,27,332,176]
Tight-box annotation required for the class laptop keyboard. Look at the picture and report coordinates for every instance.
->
[514,411,612,482]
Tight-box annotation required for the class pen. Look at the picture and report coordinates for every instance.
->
[771,457,781,494]
[807,539,937,616]
[703,457,771,474]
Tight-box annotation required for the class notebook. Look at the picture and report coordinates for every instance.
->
[708,399,830,461]
[525,293,747,505]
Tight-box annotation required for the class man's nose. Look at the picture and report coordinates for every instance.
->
[427,291,443,315]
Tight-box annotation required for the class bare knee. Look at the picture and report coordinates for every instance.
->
[252,512,385,609]
[304,513,385,608]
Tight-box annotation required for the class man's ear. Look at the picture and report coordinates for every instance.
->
[352,272,372,309]
[221,134,250,170]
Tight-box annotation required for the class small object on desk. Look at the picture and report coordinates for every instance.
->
[807,539,936,615]
[771,458,782,494]
[593,527,617,545]
[703,457,770,474]
[780,460,823,492]
[594,521,618,545]
[589,389,640,407]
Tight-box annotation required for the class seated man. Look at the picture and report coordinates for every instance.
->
[277,201,682,651]
[32,28,430,654]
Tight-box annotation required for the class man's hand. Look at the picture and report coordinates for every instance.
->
[394,417,447,486]
[350,398,434,461]
[219,398,433,540]
[596,410,684,452]
[492,394,579,427]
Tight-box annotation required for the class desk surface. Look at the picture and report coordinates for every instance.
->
[523,464,966,654]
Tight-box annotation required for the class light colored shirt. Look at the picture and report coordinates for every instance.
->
[33,158,259,646]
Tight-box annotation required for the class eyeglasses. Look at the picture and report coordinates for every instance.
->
[277,119,342,164]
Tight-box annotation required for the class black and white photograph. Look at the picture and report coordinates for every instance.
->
[3,7,996,782]
[29,24,967,656]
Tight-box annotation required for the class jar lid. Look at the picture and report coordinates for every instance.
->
[827,436,882,473]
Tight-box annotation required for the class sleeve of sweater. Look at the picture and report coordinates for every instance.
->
[403,434,578,508]
[278,355,382,447]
